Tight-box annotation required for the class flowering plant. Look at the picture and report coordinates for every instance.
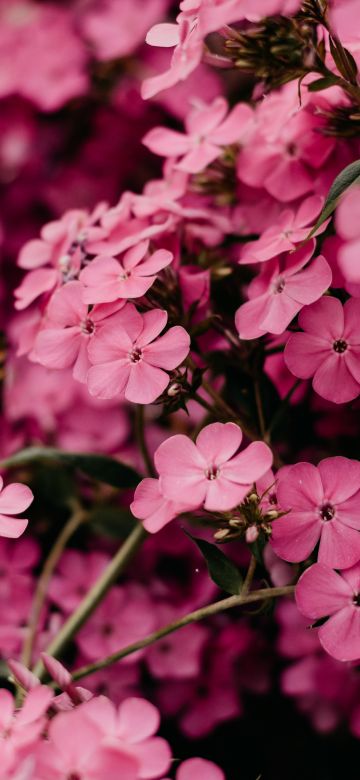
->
[1,0,360,777]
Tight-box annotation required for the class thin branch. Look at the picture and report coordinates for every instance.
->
[71,584,294,682]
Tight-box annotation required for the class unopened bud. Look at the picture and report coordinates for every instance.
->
[167,382,182,397]
[264,510,280,521]
[248,493,259,504]
[246,526,259,544]
[214,528,231,541]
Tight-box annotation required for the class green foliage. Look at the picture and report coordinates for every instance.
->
[186,532,243,595]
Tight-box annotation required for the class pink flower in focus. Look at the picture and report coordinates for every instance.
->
[284,296,360,404]
[87,307,190,404]
[143,97,253,174]
[296,562,360,662]
[155,422,273,512]
[239,196,324,265]
[80,241,173,304]
[272,458,360,568]
[131,478,193,533]
[0,477,33,538]
[235,247,332,339]
[35,281,130,382]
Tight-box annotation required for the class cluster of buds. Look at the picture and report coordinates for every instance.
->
[213,489,283,545]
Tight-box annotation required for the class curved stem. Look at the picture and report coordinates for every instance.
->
[241,554,257,596]
[71,584,294,682]
[21,503,87,669]
[33,523,147,680]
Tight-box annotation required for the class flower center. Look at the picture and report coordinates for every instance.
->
[80,318,95,335]
[129,347,142,364]
[319,503,335,522]
[119,269,129,281]
[273,276,286,294]
[333,339,348,354]
[353,593,360,607]
[205,465,220,481]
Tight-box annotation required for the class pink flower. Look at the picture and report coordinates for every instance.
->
[80,241,173,304]
[0,477,33,539]
[335,188,360,284]
[295,562,360,662]
[87,306,190,404]
[284,296,360,404]
[154,422,273,512]
[35,281,130,382]
[130,478,193,533]
[174,758,225,780]
[79,0,168,61]
[36,701,140,780]
[0,686,53,753]
[239,196,324,265]
[143,97,253,174]
[235,247,332,339]
[49,549,110,614]
[142,17,203,100]
[84,696,172,779]
[271,458,360,568]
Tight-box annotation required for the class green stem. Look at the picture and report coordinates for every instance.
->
[21,503,87,670]
[33,523,147,680]
[71,584,294,682]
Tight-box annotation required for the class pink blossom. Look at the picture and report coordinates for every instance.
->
[271,458,360,568]
[80,241,173,304]
[87,306,190,404]
[284,296,360,404]
[146,609,209,679]
[49,549,110,614]
[0,477,33,538]
[142,17,203,100]
[14,206,105,310]
[80,0,168,61]
[164,757,225,780]
[131,478,193,533]
[76,585,156,663]
[154,422,273,512]
[295,562,360,662]
[239,196,324,265]
[235,247,332,339]
[143,97,253,174]
[0,686,53,755]
[336,187,360,284]
[34,281,130,382]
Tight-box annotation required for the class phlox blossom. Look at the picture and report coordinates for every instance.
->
[87,305,190,404]
[80,241,173,303]
[0,686,52,758]
[272,458,360,568]
[296,562,360,662]
[284,296,360,404]
[0,477,33,539]
[163,757,225,780]
[131,478,194,533]
[239,196,324,265]
[142,17,203,100]
[235,247,332,339]
[35,282,131,383]
[143,96,253,174]
[154,421,273,512]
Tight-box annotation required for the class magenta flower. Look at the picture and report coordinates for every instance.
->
[272,458,360,568]
[130,478,193,533]
[142,17,203,100]
[35,281,131,383]
[0,477,33,539]
[235,248,332,339]
[155,422,273,512]
[80,241,173,304]
[0,685,53,752]
[284,296,360,404]
[163,757,225,780]
[296,562,360,662]
[239,196,324,265]
[87,307,190,404]
[143,96,253,174]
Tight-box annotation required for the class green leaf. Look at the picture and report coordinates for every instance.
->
[306,159,360,239]
[307,76,337,92]
[89,506,137,539]
[186,533,243,595]
[0,447,140,488]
